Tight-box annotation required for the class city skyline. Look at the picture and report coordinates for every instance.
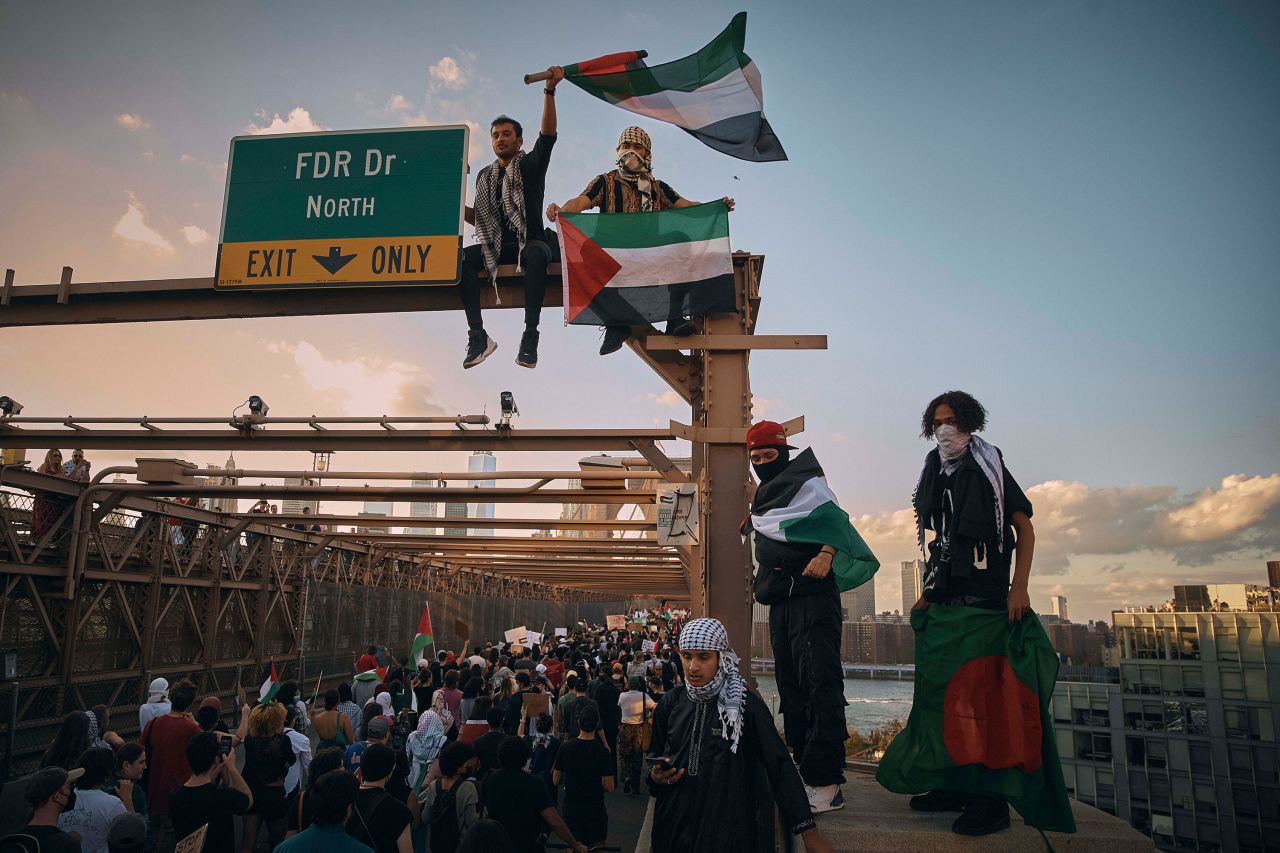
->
[1,2,1277,624]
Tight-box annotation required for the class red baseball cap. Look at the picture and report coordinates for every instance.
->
[747,420,796,451]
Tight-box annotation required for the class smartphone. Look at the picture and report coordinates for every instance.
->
[219,736,234,757]
[644,755,674,772]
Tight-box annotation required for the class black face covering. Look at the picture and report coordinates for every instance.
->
[61,789,77,813]
[751,446,791,485]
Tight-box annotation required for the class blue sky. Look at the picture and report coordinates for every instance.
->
[1,1,1277,621]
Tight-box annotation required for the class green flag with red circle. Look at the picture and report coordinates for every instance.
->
[876,606,1076,834]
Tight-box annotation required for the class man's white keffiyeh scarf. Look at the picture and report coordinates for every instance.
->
[474,152,527,303]
[679,618,746,754]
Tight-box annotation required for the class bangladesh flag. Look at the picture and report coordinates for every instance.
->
[564,13,786,162]
[410,604,434,665]
[560,201,734,326]
[258,661,280,703]
[876,606,1077,834]
[749,448,879,593]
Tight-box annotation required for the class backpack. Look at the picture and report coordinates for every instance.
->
[0,834,41,853]
[428,778,473,853]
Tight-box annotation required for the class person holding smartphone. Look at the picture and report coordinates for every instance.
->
[646,618,835,853]
[170,732,253,853]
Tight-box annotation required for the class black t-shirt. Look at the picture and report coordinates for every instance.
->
[170,782,251,852]
[480,768,553,853]
[346,787,411,853]
[553,738,612,818]
[1,825,81,853]
[488,133,556,244]
[473,730,506,775]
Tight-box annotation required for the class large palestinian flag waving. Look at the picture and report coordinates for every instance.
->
[562,13,786,162]
[749,448,879,593]
[876,606,1077,834]
[410,603,434,665]
[560,202,735,326]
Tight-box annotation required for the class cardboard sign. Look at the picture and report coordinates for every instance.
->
[527,630,543,646]
[522,691,552,719]
[606,615,626,630]
[504,626,527,644]
[628,622,647,634]
[454,619,470,639]
[642,639,656,653]
[555,627,568,638]
[175,824,208,853]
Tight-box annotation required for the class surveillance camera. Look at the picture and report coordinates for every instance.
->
[247,395,269,417]
[0,396,23,417]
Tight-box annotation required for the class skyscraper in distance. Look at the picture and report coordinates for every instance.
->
[900,559,924,615]
[444,452,496,536]
[407,482,439,536]
[1050,595,1068,622]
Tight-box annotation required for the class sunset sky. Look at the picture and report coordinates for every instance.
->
[2,1,1278,622]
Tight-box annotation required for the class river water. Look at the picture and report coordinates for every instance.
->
[754,674,914,735]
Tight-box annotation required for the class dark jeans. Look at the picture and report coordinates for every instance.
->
[769,593,848,787]
[459,240,551,331]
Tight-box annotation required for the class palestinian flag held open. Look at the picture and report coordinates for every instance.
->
[560,201,734,326]
[564,13,785,162]
[410,603,434,665]
[749,448,879,593]
[354,666,388,684]
[876,606,1077,834]
[259,661,280,703]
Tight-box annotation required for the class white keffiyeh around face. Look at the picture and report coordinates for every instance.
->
[924,425,1007,553]
[678,618,746,754]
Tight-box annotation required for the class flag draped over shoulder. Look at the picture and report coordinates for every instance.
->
[354,667,387,683]
[749,448,879,593]
[876,606,1077,834]
[259,661,279,703]
[563,12,786,162]
[560,201,735,326]
[410,604,434,665]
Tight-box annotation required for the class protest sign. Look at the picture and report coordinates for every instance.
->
[527,630,543,645]
[175,825,208,853]
[642,639,656,653]
[504,626,528,644]
[454,618,470,638]
[606,615,626,630]
[555,627,568,638]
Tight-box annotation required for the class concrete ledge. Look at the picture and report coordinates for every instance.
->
[816,774,1154,852]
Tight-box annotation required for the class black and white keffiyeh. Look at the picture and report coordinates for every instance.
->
[914,426,1007,553]
[474,153,528,303]
[615,126,658,212]
[678,617,746,754]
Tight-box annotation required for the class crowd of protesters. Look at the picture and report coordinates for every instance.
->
[1,610,841,853]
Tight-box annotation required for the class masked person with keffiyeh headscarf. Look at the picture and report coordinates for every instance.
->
[406,709,449,792]
[896,390,1038,836]
[645,618,835,853]
[458,67,564,371]
[547,125,737,356]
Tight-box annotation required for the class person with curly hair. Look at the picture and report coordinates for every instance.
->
[238,701,296,851]
[905,390,1036,835]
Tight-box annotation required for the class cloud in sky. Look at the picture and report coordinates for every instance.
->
[245,107,328,136]
[115,112,150,131]
[267,340,445,416]
[179,225,211,246]
[429,57,466,89]
[111,193,173,253]
[643,390,683,407]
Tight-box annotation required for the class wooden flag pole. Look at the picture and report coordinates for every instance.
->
[523,68,554,85]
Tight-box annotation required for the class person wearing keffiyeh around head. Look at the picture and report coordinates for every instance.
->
[546,125,737,356]
[458,67,564,371]
[899,390,1037,836]
[644,618,835,853]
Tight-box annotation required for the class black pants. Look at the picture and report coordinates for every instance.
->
[769,593,848,787]
[459,240,550,331]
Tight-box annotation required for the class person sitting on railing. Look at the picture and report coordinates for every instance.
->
[31,449,69,542]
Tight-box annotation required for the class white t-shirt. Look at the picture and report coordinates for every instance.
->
[618,690,657,725]
[58,788,125,853]
[138,701,170,732]
[466,655,487,669]
[284,727,313,794]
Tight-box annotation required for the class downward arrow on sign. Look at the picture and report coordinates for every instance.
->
[313,246,356,275]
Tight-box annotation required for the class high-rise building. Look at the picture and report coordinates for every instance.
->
[201,454,239,514]
[444,452,496,536]
[406,481,439,535]
[1268,561,1280,590]
[840,582,876,623]
[1053,610,1280,852]
[1051,595,1069,622]
[900,559,924,615]
[282,477,318,517]
[1174,583,1266,613]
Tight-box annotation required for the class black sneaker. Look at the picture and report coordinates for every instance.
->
[516,329,539,368]
[909,790,969,812]
[664,317,697,337]
[600,325,630,355]
[951,795,1009,836]
[463,330,496,369]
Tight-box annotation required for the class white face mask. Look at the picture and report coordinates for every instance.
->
[935,423,971,462]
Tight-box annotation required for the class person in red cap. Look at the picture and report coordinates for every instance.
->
[745,420,852,814]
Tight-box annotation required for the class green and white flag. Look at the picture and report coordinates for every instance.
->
[354,667,386,683]
[560,201,735,326]
[259,661,280,703]
[749,448,879,592]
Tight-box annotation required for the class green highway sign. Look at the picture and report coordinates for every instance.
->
[215,125,468,289]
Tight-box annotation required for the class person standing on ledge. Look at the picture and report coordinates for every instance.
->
[899,390,1037,836]
[745,420,879,814]
[459,67,564,370]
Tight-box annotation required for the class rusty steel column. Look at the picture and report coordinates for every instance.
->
[694,263,754,665]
